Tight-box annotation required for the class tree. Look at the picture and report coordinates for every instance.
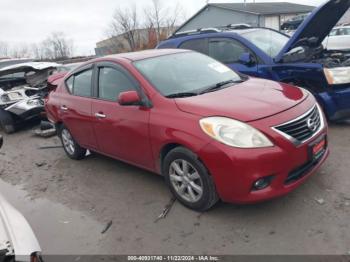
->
[110,5,139,51]
[30,32,74,60]
[144,0,185,45]
[0,41,9,57]
[11,44,31,58]
[46,32,74,59]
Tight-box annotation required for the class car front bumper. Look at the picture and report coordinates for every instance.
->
[198,100,329,204]
[318,87,350,121]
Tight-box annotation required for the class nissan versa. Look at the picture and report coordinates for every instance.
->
[157,0,350,122]
[45,49,329,211]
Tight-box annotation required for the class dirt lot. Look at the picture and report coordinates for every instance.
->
[0,123,350,256]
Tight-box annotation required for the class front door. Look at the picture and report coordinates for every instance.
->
[91,63,153,169]
[208,38,259,77]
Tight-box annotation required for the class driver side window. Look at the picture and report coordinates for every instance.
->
[98,67,137,101]
[208,38,254,64]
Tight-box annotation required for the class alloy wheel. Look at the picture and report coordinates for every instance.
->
[61,129,75,155]
[169,159,203,203]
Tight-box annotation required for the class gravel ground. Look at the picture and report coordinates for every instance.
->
[0,123,350,256]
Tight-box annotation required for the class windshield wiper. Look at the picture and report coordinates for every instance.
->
[199,79,244,94]
[165,92,199,98]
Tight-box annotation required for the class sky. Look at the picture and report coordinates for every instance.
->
[0,0,327,56]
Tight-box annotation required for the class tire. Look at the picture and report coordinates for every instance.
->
[0,109,16,134]
[58,125,87,160]
[163,147,219,211]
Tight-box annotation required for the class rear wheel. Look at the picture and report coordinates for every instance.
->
[0,109,16,134]
[59,125,87,160]
[163,147,219,211]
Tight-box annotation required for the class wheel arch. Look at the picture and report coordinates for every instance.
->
[158,141,209,175]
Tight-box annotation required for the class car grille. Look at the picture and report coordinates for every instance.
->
[273,105,322,144]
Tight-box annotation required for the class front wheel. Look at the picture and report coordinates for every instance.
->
[163,147,219,211]
[59,125,87,160]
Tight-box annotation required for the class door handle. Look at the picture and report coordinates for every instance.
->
[95,113,106,119]
[61,105,68,111]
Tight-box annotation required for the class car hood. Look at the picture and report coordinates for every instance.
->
[275,0,350,62]
[174,78,308,122]
[0,62,61,77]
[0,193,41,262]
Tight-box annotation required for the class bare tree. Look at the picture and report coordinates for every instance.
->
[144,0,164,44]
[46,32,74,59]
[164,3,185,35]
[30,32,74,60]
[144,0,185,44]
[0,41,9,57]
[11,44,31,58]
[110,5,139,51]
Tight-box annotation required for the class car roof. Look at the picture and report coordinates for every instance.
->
[166,27,278,42]
[104,49,189,62]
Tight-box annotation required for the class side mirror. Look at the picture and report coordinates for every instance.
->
[239,53,255,66]
[118,91,141,106]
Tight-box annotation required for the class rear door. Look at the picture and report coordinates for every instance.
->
[208,38,259,76]
[60,65,98,150]
[91,62,153,169]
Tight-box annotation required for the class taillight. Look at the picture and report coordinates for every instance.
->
[30,252,43,262]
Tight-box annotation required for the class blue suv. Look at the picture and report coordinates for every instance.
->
[158,0,350,121]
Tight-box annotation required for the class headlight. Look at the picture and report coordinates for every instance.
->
[27,99,43,106]
[200,117,273,148]
[324,67,350,85]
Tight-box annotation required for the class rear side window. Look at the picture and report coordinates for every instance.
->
[209,39,248,64]
[98,67,136,101]
[179,39,208,54]
[65,69,93,97]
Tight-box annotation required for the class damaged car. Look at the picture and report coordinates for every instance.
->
[0,135,42,261]
[0,62,60,133]
[157,0,350,121]
[0,193,42,262]
[46,49,328,211]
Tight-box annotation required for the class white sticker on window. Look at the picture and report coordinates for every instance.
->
[208,62,230,73]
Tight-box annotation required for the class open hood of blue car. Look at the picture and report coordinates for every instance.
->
[275,0,350,63]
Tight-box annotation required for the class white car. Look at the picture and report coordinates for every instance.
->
[0,135,42,262]
[323,25,350,51]
[0,193,42,262]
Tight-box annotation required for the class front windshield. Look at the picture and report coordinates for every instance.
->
[241,29,290,58]
[133,52,242,97]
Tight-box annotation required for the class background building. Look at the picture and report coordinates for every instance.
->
[95,27,175,56]
[175,2,315,33]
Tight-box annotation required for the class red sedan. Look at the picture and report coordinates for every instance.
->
[45,49,329,211]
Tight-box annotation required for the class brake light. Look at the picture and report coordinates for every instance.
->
[30,252,43,262]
